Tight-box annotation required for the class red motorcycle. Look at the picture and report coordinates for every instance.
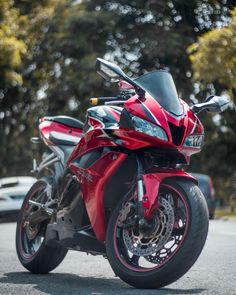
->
[16,58,229,288]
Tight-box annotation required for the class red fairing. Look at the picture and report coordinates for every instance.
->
[117,94,204,161]
[114,127,175,150]
[85,106,121,131]
[69,152,127,241]
[88,117,104,129]
[125,93,183,135]
[125,93,203,141]
[109,107,122,121]
[68,128,118,162]
[142,170,197,219]
[39,120,83,146]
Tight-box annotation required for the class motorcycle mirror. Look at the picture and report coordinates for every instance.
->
[96,58,146,100]
[96,58,126,83]
[192,96,230,114]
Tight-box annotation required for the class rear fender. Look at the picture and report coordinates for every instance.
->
[142,170,197,219]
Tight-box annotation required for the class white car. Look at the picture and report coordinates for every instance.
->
[0,176,36,189]
[0,177,36,214]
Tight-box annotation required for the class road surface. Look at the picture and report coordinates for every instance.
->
[0,220,236,295]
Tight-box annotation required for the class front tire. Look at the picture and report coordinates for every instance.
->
[106,179,209,289]
[16,179,67,274]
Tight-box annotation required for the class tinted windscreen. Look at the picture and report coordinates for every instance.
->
[134,70,183,116]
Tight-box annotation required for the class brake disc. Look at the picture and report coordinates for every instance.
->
[122,198,174,256]
[145,234,182,264]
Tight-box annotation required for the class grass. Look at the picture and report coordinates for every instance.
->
[215,208,236,220]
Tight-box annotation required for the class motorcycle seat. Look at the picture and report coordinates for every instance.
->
[49,131,80,146]
[44,115,84,129]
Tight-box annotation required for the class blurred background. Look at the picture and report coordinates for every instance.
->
[0,0,236,217]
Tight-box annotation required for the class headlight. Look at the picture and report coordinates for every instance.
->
[183,134,204,148]
[131,115,168,141]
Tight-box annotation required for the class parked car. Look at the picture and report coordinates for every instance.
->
[0,176,36,189]
[0,177,36,215]
[190,173,216,219]
[0,186,31,215]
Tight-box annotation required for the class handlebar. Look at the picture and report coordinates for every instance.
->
[90,96,124,106]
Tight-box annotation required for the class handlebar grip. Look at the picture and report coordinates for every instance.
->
[90,97,118,106]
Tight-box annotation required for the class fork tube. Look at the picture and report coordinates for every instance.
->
[138,179,144,202]
[136,155,145,219]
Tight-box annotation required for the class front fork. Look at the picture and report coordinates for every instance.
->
[135,155,197,223]
[136,155,151,230]
[136,154,145,204]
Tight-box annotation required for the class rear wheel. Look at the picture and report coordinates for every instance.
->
[106,179,209,289]
[16,179,67,274]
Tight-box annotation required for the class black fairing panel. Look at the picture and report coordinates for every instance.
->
[44,115,84,129]
[75,150,103,169]
[85,106,121,129]
[119,108,135,130]
[57,168,90,229]
[104,153,136,212]
[72,147,113,169]
[168,122,185,146]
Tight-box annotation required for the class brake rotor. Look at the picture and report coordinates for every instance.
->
[145,234,182,264]
[122,197,175,256]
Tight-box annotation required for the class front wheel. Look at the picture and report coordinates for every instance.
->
[106,179,209,289]
[16,179,67,274]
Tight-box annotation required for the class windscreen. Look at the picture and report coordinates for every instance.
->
[134,70,183,116]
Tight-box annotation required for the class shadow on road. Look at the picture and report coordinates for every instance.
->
[0,272,206,295]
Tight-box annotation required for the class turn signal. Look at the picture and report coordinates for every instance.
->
[90,98,98,106]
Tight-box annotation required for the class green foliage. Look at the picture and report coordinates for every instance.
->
[188,7,236,98]
[188,7,236,200]
[0,0,57,176]
[0,0,27,86]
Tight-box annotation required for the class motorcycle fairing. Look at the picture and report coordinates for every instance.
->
[64,94,201,242]
[120,93,204,160]
[67,128,118,162]
[83,106,122,132]
[39,119,83,146]
[124,93,193,144]
[69,153,196,241]
[69,151,127,241]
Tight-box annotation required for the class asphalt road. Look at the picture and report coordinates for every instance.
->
[0,219,236,295]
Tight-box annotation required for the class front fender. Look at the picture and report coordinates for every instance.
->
[142,170,197,219]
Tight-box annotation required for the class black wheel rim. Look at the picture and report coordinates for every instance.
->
[18,185,48,260]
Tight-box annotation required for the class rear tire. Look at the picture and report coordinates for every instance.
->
[16,179,67,274]
[106,179,209,289]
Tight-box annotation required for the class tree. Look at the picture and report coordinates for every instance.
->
[0,0,58,176]
[76,0,235,99]
[0,0,235,178]
[188,7,236,99]
[0,0,28,176]
[188,7,236,201]
[0,1,27,86]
